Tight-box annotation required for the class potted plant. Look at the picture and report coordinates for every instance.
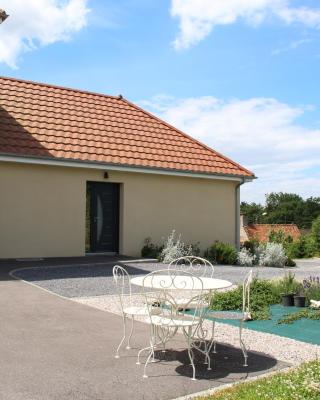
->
[281,271,297,307]
[294,285,306,307]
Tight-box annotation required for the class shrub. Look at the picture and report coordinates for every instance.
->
[242,239,259,255]
[159,230,197,263]
[237,248,256,266]
[258,242,287,267]
[285,257,296,267]
[204,241,237,265]
[268,229,293,245]
[311,215,320,251]
[210,278,282,320]
[286,235,317,259]
[141,237,163,259]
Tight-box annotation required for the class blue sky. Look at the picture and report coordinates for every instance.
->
[0,0,320,203]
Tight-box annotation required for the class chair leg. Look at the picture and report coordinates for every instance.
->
[207,320,217,354]
[239,320,248,367]
[185,326,196,380]
[115,313,127,358]
[126,316,134,349]
[143,325,156,378]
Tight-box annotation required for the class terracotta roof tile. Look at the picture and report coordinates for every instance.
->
[0,76,254,177]
[244,224,301,242]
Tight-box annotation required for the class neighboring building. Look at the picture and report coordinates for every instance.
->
[0,77,255,259]
[240,215,301,243]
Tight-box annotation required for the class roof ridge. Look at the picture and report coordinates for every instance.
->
[0,76,120,101]
[120,97,255,177]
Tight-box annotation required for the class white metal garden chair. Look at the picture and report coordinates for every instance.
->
[168,256,215,278]
[141,269,209,380]
[207,269,253,366]
[113,265,151,359]
[168,256,214,308]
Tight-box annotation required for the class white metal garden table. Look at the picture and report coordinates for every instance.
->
[131,273,233,378]
[130,275,232,291]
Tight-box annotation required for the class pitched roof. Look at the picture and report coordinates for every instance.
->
[0,76,254,178]
[243,224,301,243]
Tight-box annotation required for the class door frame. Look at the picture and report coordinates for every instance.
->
[86,181,120,254]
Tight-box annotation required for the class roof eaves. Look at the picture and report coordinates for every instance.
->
[0,153,255,181]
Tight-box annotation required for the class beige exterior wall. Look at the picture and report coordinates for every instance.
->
[0,161,237,258]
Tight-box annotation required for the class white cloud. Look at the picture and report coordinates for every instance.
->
[170,0,320,49]
[272,38,312,56]
[0,0,89,68]
[140,95,320,203]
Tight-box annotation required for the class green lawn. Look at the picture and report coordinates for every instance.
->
[197,360,320,400]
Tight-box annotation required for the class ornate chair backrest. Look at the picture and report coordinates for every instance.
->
[142,269,206,334]
[113,265,132,314]
[242,270,253,315]
[168,256,214,278]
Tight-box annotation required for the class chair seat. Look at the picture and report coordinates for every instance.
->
[175,298,209,308]
[150,314,201,327]
[209,311,250,320]
[124,305,161,316]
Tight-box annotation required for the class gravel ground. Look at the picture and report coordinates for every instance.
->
[11,259,320,298]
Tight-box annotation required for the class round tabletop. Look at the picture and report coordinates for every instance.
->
[130,275,233,290]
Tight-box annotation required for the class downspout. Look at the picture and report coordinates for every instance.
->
[235,178,245,250]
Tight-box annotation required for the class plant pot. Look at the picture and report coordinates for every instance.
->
[281,293,294,307]
[294,295,306,307]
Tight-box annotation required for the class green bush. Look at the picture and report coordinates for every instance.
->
[141,237,163,259]
[242,239,259,255]
[210,278,282,320]
[285,257,296,267]
[210,275,303,320]
[204,241,237,265]
[286,235,317,259]
[311,215,320,251]
[268,229,293,245]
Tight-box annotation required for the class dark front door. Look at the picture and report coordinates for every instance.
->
[86,182,119,253]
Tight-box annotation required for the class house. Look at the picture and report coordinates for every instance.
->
[0,77,255,258]
[240,215,301,243]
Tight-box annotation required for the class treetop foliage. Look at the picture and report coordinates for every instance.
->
[241,192,320,229]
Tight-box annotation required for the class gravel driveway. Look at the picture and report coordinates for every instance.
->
[11,258,320,298]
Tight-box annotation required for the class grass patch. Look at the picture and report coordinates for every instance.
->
[197,360,320,400]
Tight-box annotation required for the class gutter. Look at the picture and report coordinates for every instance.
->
[0,153,255,183]
[235,178,246,250]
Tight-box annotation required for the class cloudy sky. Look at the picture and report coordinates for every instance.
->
[0,0,319,203]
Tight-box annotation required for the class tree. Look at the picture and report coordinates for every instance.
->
[264,192,304,226]
[241,192,320,229]
[240,202,265,224]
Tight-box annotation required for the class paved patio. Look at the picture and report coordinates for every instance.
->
[0,257,289,400]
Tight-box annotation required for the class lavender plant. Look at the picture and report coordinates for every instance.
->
[303,276,320,302]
